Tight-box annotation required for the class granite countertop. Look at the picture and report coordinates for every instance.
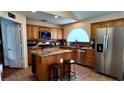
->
[62,46,94,50]
[32,48,72,57]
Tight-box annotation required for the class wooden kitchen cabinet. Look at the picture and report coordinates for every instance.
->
[91,18,124,40]
[27,24,64,40]
[32,26,40,39]
[76,49,95,68]
[40,26,45,31]
[85,49,95,68]
[57,28,64,39]
[27,25,33,40]
[27,25,40,40]
[51,28,58,39]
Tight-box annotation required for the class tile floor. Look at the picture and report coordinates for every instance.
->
[3,64,115,81]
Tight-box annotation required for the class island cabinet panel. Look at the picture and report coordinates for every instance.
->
[35,56,42,80]
[33,52,72,81]
[41,55,57,80]
[28,48,42,65]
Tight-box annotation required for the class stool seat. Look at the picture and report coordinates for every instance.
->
[63,60,75,64]
[50,63,61,69]
[63,60,76,81]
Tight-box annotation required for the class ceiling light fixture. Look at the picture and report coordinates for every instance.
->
[54,15,58,19]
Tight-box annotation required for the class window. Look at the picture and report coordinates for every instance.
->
[67,28,89,42]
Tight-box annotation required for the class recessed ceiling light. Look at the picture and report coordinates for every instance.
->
[32,11,36,13]
[54,15,58,19]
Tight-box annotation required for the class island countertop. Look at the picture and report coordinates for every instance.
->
[31,48,72,57]
[31,48,73,80]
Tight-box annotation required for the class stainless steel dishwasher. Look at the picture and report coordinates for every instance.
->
[76,49,86,65]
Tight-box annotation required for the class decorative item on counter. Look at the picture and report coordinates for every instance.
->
[60,58,64,63]
[90,40,95,49]
[70,60,75,63]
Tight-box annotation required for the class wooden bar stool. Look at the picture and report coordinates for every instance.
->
[63,60,76,81]
[49,63,62,81]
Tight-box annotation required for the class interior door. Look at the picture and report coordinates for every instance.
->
[95,28,106,73]
[1,18,10,66]
[1,18,22,68]
[7,21,16,67]
[11,23,22,68]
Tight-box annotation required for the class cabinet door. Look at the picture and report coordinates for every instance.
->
[51,28,58,39]
[85,50,95,68]
[57,29,64,39]
[91,23,100,40]
[112,19,124,26]
[40,26,45,31]
[32,26,40,39]
[45,27,51,32]
[27,25,33,40]
[35,56,42,80]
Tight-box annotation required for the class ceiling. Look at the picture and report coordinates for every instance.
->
[18,11,121,25]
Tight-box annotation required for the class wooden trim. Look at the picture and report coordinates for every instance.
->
[27,24,63,29]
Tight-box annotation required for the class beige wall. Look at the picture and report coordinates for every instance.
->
[63,12,124,39]
[0,11,28,68]
[27,19,61,28]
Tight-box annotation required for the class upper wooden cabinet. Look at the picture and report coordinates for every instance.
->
[57,28,64,39]
[91,18,124,40]
[51,28,58,39]
[27,25,40,40]
[32,26,40,39]
[27,24,64,40]
[40,26,45,31]
[27,25,33,40]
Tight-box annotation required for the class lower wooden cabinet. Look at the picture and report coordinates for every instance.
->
[85,50,95,68]
[60,46,95,68]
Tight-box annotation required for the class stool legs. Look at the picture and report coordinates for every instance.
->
[73,63,76,79]
[68,64,71,81]
[49,68,62,81]
[63,63,76,81]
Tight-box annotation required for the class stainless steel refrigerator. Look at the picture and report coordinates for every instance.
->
[94,26,124,80]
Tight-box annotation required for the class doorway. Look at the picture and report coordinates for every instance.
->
[0,18,23,68]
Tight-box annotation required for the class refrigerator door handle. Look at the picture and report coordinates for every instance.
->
[103,35,106,54]
[123,48,124,62]
[106,34,109,51]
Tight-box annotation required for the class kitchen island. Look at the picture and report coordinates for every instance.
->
[31,48,72,81]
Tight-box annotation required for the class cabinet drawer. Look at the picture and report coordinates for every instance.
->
[86,55,95,59]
